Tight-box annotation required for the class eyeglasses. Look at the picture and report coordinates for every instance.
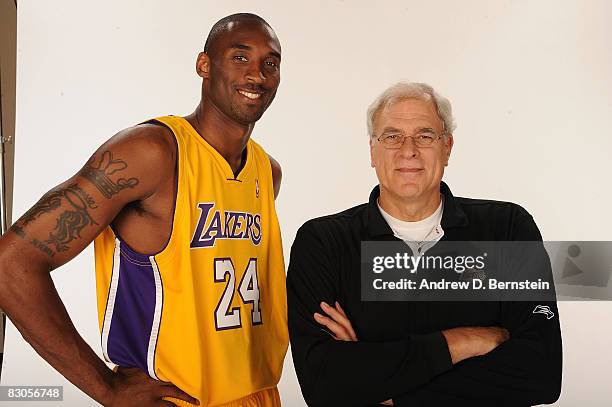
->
[376,130,445,148]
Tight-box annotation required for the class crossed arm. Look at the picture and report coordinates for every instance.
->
[315,300,560,406]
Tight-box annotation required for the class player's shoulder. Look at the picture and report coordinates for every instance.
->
[267,153,282,175]
[82,120,177,193]
[248,139,282,172]
[110,121,175,157]
[267,153,282,197]
[102,121,176,171]
[248,139,282,197]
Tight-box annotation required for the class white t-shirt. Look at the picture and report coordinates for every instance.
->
[377,197,445,255]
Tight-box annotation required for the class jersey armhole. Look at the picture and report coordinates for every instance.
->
[109,118,183,261]
[251,142,276,197]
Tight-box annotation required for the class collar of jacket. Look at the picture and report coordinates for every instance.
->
[365,181,469,238]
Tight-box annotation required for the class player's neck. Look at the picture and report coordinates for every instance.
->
[186,103,254,175]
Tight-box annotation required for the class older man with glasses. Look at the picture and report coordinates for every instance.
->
[287,82,562,406]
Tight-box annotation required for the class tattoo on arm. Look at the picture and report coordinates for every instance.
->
[9,149,137,258]
[14,190,64,228]
[10,184,98,257]
[10,189,65,238]
[11,225,26,238]
[44,184,98,252]
[82,150,139,199]
[31,238,56,258]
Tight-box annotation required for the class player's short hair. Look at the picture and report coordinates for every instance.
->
[367,82,456,138]
[204,13,273,54]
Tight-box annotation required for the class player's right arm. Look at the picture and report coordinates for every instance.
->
[0,124,197,406]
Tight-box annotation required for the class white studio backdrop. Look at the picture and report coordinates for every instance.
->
[3,0,611,406]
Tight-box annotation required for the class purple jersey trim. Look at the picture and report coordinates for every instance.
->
[101,239,163,379]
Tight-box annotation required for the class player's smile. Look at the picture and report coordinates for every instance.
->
[237,89,263,100]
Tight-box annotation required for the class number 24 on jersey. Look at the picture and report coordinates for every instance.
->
[214,258,262,330]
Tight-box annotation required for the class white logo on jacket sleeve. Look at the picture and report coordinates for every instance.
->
[532,305,555,319]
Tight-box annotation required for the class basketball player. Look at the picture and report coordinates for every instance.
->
[0,13,288,407]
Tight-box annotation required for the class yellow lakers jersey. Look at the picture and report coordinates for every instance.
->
[93,116,288,406]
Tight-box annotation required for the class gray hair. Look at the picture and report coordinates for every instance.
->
[366,82,456,138]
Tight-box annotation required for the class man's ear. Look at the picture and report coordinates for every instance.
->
[369,137,376,168]
[444,134,454,166]
[196,52,211,78]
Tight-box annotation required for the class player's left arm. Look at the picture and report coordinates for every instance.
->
[268,154,282,199]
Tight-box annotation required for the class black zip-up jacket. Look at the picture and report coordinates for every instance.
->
[287,182,562,407]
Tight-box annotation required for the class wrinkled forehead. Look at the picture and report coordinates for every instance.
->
[375,98,443,131]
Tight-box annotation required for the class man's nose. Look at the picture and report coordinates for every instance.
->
[397,136,419,158]
[245,62,265,83]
